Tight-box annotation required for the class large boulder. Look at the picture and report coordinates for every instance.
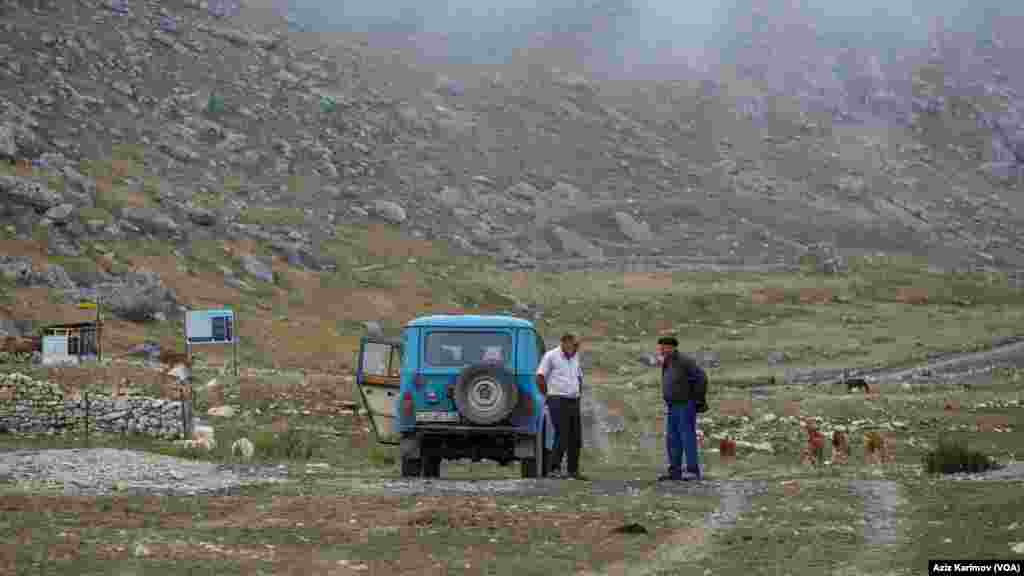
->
[437,186,464,208]
[552,226,603,259]
[613,211,654,243]
[548,182,584,205]
[0,256,34,285]
[104,270,178,322]
[240,254,274,283]
[373,200,407,224]
[43,204,75,224]
[0,176,62,211]
[120,206,180,236]
[40,264,75,290]
[504,181,540,202]
[0,256,74,289]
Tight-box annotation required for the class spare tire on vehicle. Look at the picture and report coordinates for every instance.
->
[453,364,519,425]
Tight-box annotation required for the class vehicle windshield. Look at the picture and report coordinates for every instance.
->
[425,331,513,367]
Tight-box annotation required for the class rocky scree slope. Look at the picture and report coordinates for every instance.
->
[1,0,1024,273]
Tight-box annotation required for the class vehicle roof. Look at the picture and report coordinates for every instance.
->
[406,315,535,329]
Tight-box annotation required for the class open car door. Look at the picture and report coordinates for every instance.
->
[355,336,402,445]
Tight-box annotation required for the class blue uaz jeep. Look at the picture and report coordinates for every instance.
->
[355,315,550,478]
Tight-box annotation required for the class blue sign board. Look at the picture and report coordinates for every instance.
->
[186,309,235,344]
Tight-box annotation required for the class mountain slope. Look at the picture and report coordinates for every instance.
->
[3,0,1024,361]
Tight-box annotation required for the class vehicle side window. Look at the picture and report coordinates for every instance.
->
[362,342,391,376]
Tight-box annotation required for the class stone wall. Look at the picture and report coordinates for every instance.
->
[0,372,191,438]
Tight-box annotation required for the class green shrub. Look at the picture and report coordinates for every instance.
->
[0,351,32,364]
[923,437,999,475]
[250,428,323,460]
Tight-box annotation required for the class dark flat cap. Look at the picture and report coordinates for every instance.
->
[657,336,678,347]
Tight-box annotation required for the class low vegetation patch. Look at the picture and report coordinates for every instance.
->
[238,206,306,228]
[923,437,1000,475]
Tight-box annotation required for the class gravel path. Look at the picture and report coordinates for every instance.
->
[948,462,1024,481]
[0,449,290,496]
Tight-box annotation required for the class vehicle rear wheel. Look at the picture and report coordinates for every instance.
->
[454,364,518,425]
[520,424,547,478]
[422,453,442,478]
[400,457,422,478]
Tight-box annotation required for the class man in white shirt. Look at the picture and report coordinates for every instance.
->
[536,333,587,480]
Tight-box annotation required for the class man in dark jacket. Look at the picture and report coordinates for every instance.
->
[656,336,705,481]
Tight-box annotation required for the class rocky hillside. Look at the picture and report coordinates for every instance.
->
[2,0,1024,279]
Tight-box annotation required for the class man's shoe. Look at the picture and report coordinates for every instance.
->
[548,470,565,479]
[657,474,682,481]
[569,473,589,481]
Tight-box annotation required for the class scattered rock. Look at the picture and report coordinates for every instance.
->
[552,226,603,259]
[240,254,274,283]
[104,270,178,322]
[186,206,217,227]
[208,405,236,418]
[373,200,407,224]
[43,203,74,224]
[231,437,254,460]
[0,123,16,159]
[505,181,540,202]
[0,176,62,211]
[438,186,464,208]
[0,256,35,285]
[364,321,383,337]
[0,256,74,289]
[126,341,161,359]
[979,162,1020,185]
[548,182,584,205]
[696,350,721,369]
[638,353,659,367]
[613,211,654,243]
[120,206,179,237]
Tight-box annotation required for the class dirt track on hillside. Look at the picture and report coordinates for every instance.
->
[787,335,1024,386]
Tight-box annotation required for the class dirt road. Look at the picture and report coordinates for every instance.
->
[787,335,1024,386]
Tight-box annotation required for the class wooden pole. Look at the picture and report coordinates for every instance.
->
[96,295,101,363]
[184,308,191,364]
[233,310,239,377]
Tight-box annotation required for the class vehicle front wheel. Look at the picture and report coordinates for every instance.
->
[400,457,422,478]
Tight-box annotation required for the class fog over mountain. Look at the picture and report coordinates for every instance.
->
[274,0,1016,79]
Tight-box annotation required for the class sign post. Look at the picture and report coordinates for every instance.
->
[185,308,237,375]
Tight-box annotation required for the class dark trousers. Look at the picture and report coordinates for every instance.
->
[547,396,582,475]
[666,400,701,479]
